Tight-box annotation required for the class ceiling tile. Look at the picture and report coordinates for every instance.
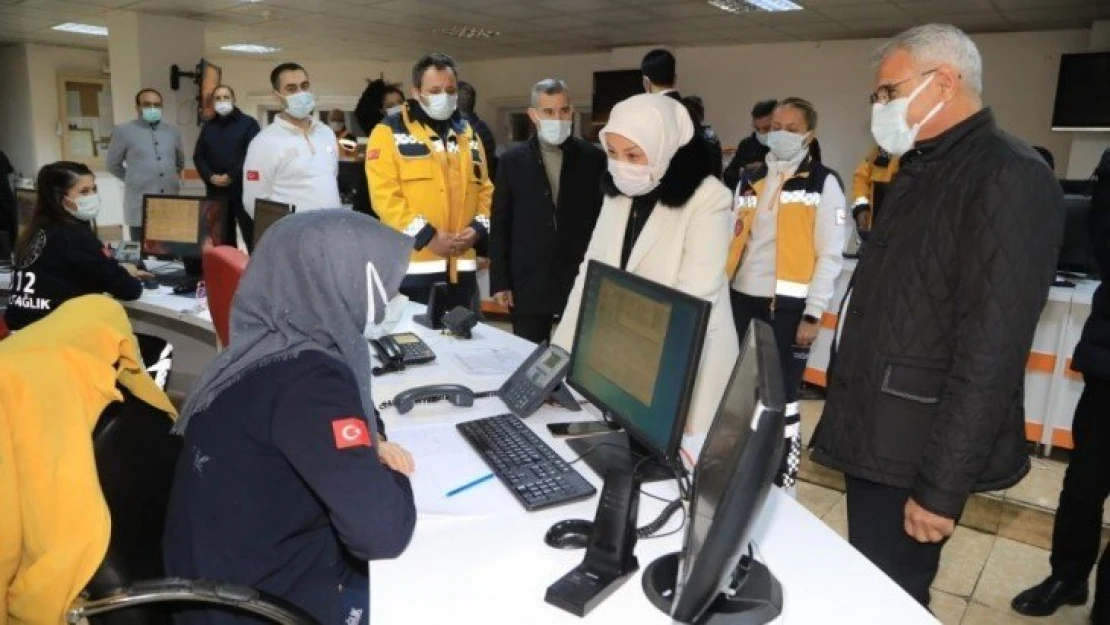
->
[892,0,998,16]
[575,8,659,25]
[993,0,1098,8]
[776,21,855,38]
[467,2,562,20]
[644,2,727,19]
[818,3,911,21]
[680,15,763,30]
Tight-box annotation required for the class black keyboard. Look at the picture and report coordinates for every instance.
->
[457,414,597,511]
[155,273,198,290]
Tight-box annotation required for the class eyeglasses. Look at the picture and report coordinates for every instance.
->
[869,69,936,105]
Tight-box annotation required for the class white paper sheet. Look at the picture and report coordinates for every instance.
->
[448,346,526,376]
[388,424,518,518]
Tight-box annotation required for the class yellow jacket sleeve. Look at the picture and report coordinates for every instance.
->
[852,147,877,211]
[366,125,422,234]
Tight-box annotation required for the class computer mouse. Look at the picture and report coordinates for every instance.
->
[172,283,196,295]
[544,519,593,550]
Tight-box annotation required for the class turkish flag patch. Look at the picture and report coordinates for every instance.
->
[367,149,380,161]
[332,417,372,450]
[246,170,260,181]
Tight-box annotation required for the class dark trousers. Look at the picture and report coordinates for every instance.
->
[730,290,810,487]
[1050,376,1109,614]
[400,271,479,308]
[510,312,554,345]
[846,475,945,608]
[729,290,809,403]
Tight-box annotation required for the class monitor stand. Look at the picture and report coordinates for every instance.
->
[565,430,676,484]
[641,551,782,625]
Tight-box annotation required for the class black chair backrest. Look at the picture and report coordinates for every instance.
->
[86,387,182,625]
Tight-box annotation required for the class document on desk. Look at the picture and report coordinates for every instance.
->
[388,424,516,517]
[449,346,527,376]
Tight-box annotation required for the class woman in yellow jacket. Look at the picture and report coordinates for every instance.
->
[850,144,900,238]
[727,97,847,490]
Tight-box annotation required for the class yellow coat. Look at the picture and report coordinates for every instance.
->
[850,146,900,229]
[0,295,176,625]
[366,104,493,281]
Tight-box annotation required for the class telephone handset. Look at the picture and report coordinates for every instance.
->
[392,384,476,414]
[499,342,582,418]
[370,332,436,376]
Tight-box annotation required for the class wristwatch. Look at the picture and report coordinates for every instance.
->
[803,314,820,325]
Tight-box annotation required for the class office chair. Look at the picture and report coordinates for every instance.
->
[201,245,248,348]
[0,317,9,341]
[69,387,319,625]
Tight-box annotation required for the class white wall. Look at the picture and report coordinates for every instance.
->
[24,44,110,170]
[459,30,1091,181]
[0,44,35,178]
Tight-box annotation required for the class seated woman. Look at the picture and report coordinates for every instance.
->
[4,161,151,331]
[163,211,418,624]
[726,97,847,490]
[553,94,738,435]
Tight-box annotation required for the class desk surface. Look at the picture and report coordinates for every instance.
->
[369,309,937,624]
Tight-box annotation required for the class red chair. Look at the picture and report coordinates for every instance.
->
[202,245,248,348]
[0,318,9,341]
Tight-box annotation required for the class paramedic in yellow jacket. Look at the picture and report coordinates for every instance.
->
[725,97,847,490]
[851,144,900,238]
[366,52,493,304]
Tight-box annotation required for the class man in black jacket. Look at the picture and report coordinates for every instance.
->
[0,150,16,248]
[1012,149,1110,622]
[811,24,1063,608]
[722,99,776,190]
[458,81,498,182]
[489,79,605,344]
[194,85,260,249]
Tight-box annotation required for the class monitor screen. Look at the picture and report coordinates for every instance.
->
[15,189,36,232]
[1052,52,1110,131]
[567,260,710,463]
[253,199,293,248]
[671,320,786,623]
[1059,194,1098,276]
[141,195,226,260]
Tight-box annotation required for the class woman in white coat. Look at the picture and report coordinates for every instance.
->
[552,94,737,436]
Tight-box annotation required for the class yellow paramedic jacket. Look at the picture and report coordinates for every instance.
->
[366,102,493,282]
[0,295,177,625]
[851,145,900,230]
[726,156,836,298]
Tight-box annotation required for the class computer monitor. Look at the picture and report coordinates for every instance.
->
[253,199,293,248]
[642,320,786,625]
[1058,194,1099,277]
[564,260,711,482]
[15,188,36,234]
[141,194,226,275]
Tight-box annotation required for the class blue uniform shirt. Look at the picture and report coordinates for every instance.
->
[163,351,416,623]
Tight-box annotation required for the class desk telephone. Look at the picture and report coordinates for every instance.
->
[383,342,581,418]
[370,332,436,376]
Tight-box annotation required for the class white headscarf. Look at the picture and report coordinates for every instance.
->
[600,94,695,183]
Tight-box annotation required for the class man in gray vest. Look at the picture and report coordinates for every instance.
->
[107,88,185,240]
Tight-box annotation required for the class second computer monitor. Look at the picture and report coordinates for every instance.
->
[253,199,294,248]
[141,194,226,262]
[565,260,710,481]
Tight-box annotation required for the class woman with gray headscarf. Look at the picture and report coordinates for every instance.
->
[164,211,416,625]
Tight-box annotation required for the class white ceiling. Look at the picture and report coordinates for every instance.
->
[0,0,1107,61]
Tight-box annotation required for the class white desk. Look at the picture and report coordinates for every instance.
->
[369,308,937,624]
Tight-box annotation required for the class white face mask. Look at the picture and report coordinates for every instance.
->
[328,120,345,132]
[755,132,769,147]
[283,91,316,119]
[70,193,101,221]
[766,130,808,162]
[870,74,945,156]
[608,159,658,197]
[214,101,234,116]
[537,119,572,146]
[386,104,404,116]
[364,261,409,340]
[420,92,457,121]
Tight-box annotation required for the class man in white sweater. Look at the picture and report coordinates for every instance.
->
[726,97,846,490]
[242,63,342,219]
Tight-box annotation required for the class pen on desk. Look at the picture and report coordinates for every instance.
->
[445,473,494,498]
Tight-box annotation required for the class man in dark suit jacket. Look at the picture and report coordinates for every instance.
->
[723,99,777,190]
[489,79,605,344]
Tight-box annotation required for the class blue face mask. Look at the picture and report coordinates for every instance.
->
[141,107,162,124]
[283,91,316,119]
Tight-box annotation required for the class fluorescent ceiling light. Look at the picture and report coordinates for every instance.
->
[220,43,282,54]
[708,0,803,13]
[52,22,109,36]
[433,26,500,39]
